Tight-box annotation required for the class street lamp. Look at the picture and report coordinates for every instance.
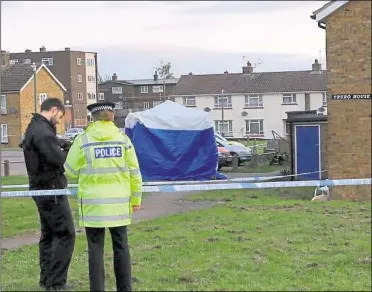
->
[64,100,73,130]
[221,89,225,137]
[31,62,37,113]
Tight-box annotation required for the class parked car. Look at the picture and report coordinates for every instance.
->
[215,136,252,165]
[215,133,247,148]
[218,146,232,169]
[64,128,84,140]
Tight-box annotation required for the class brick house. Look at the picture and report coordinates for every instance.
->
[97,72,179,127]
[1,63,67,148]
[311,0,371,200]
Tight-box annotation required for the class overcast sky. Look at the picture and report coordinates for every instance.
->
[1,1,327,79]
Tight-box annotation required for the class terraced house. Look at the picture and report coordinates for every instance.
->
[171,60,328,139]
[1,63,66,147]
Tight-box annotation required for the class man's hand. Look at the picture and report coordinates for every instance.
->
[132,205,141,212]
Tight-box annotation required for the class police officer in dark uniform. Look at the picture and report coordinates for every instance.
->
[21,98,75,291]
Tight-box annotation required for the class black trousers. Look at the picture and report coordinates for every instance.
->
[32,195,75,289]
[85,226,132,292]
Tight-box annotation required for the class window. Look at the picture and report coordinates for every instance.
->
[23,59,31,64]
[86,58,95,66]
[41,58,53,66]
[282,93,297,104]
[183,96,196,107]
[1,94,7,114]
[98,93,105,101]
[153,101,162,107]
[152,85,164,93]
[143,101,150,109]
[214,95,232,108]
[77,74,83,83]
[77,58,82,65]
[114,102,123,109]
[39,93,48,105]
[1,124,8,143]
[87,93,96,100]
[77,93,83,100]
[245,94,263,108]
[9,59,18,64]
[112,87,123,94]
[88,75,96,82]
[141,86,148,94]
[322,93,327,106]
[246,119,264,136]
[214,120,233,137]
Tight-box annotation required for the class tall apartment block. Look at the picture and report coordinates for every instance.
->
[9,46,98,127]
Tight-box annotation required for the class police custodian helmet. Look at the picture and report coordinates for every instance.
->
[87,102,116,113]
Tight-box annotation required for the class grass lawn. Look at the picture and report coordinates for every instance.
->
[1,175,78,238]
[1,188,371,291]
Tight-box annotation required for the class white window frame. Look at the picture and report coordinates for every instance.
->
[322,92,327,106]
[214,95,232,108]
[77,58,82,65]
[23,59,31,64]
[245,94,263,108]
[112,87,123,94]
[78,74,83,83]
[86,58,95,66]
[246,119,264,136]
[183,96,196,107]
[141,86,149,94]
[153,101,162,107]
[214,120,233,137]
[1,94,7,114]
[9,59,18,64]
[282,93,297,105]
[114,101,123,109]
[1,124,8,143]
[39,93,48,105]
[78,93,83,100]
[98,93,105,101]
[143,101,150,109]
[41,58,53,66]
[152,85,164,93]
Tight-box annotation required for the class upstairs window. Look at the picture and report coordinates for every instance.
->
[183,96,196,107]
[214,95,232,108]
[141,86,148,93]
[42,58,53,66]
[282,93,297,104]
[1,95,7,114]
[112,87,123,94]
[245,94,263,108]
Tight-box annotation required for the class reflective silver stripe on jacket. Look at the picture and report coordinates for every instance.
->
[79,214,130,222]
[80,166,129,175]
[81,197,130,204]
[81,140,131,150]
[81,134,92,171]
[129,169,140,175]
[64,162,78,175]
[132,192,142,198]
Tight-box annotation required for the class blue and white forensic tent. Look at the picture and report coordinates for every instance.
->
[125,100,221,182]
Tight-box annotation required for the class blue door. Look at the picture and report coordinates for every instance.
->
[295,125,320,180]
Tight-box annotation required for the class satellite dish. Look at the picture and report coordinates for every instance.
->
[204,107,211,112]
[317,106,326,115]
[241,111,248,116]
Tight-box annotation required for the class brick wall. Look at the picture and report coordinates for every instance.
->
[326,1,371,200]
[0,92,21,148]
[20,67,66,136]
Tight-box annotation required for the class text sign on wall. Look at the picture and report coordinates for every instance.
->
[331,94,371,100]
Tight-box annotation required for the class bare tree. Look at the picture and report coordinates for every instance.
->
[97,73,111,84]
[155,60,174,79]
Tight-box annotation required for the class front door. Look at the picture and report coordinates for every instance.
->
[295,125,320,180]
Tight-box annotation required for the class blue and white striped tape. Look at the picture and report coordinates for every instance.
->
[1,178,370,198]
[0,170,327,189]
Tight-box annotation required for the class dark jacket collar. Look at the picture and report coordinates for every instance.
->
[32,113,56,132]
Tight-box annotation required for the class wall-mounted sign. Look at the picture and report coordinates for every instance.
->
[332,94,371,100]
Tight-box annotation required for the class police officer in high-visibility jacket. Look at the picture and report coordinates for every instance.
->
[64,102,143,292]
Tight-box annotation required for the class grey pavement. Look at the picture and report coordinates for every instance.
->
[1,150,25,176]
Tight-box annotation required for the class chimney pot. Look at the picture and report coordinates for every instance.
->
[312,59,322,71]
[25,49,31,53]
[243,61,253,74]
[224,70,228,74]
[112,73,118,81]
[188,72,193,75]
[65,47,71,51]
[40,46,46,52]
[154,71,158,81]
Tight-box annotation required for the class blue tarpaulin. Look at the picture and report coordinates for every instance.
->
[125,101,225,182]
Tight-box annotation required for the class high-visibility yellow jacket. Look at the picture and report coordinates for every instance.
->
[64,121,143,228]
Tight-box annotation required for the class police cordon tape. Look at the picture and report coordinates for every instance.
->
[1,170,328,189]
[1,178,371,198]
